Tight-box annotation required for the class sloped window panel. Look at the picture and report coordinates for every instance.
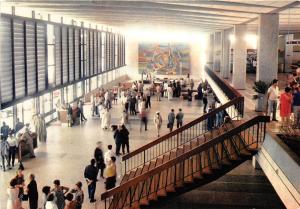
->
[74,28,80,80]
[36,22,46,91]
[85,30,90,77]
[97,32,101,73]
[13,19,25,99]
[68,27,74,82]
[54,26,61,85]
[62,27,68,84]
[26,21,36,95]
[0,17,13,103]
[94,31,97,75]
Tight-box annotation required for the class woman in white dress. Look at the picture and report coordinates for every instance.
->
[167,86,173,101]
[45,193,58,209]
[7,178,21,209]
[101,108,111,130]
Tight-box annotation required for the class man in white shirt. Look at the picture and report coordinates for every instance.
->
[267,79,279,121]
[104,145,116,165]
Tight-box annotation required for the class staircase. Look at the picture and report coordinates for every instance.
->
[101,115,269,209]
[99,68,269,209]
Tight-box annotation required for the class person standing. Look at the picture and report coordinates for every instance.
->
[153,111,163,137]
[190,79,195,90]
[1,122,10,140]
[78,100,87,122]
[104,145,115,165]
[15,168,25,202]
[0,137,10,171]
[21,127,35,158]
[113,126,123,156]
[7,131,17,169]
[41,186,51,209]
[101,108,111,130]
[7,178,21,209]
[197,83,203,100]
[203,93,208,113]
[94,142,105,178]
[167,85,173,101]
[145,88,151,109]
[64,193,77,209]
[120,125,130,154]
[26,174,38,209]
[267,79,279,121]
[187,89,192,102]
[84,159,98,203]
[293,87,300,128]
[104,156,117,190]
[70,182,84,209]
[156,85,162,101]
[167,109,175,132]
[45,194,58,209]
[140,109,148,132]
[280,87,293,127]
[176,109,184,128]
[67,104,73,127]
[14,118,24,134]
[52,180,69,209]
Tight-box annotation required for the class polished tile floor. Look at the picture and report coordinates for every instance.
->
[0,94,203,209]
[0,74,287,209]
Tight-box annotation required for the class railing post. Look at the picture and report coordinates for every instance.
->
[124,160,127,174]
[256,122,260,148]
[143,151,146,164]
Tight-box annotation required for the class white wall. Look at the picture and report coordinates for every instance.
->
[125,35,206,81]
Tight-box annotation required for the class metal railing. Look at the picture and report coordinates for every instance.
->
[122,68,244,174]
[122,97,244,173]
[101,115,270,209]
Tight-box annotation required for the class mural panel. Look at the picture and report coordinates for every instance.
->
[138,43,190,75]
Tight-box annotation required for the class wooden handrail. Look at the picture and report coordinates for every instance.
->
[122,96,244,161]
[204,67,242,98]
[102,115,269,200]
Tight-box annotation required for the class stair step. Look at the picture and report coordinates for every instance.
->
[165,185,176,193]
[157,188,167,197]
[202,167,213,175]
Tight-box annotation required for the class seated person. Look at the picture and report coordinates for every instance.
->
[19,128,35,158]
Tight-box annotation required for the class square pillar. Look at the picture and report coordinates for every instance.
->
[232,24,247,90]
[213,31,222,72]
[220,29,232,79]
[257,13,279,83]
[207,34,214,69]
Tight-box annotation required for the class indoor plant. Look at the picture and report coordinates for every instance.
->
[253,81,269,112]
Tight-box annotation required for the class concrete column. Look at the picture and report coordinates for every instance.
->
[213,31,222,72]
[257,13,279,83]
[232,24,247,89]
[207,34,214,69]
[220,29,232,79]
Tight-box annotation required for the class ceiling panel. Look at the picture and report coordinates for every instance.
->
[2,0,300,33]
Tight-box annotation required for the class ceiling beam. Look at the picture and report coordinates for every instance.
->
[6,0,262,14]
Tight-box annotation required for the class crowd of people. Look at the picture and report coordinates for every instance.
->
[4,74,204,209]
[269,68,300,128]
[1,119,40,172]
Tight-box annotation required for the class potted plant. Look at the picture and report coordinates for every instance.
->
[253,81,269,112]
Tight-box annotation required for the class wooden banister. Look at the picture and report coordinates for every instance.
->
[122,96,244,161]
[102,115,269,200]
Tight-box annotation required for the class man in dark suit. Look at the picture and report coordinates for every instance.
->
[27,173,38,209]
[84,159,98,203]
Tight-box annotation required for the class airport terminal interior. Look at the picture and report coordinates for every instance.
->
[1,1,300,209]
